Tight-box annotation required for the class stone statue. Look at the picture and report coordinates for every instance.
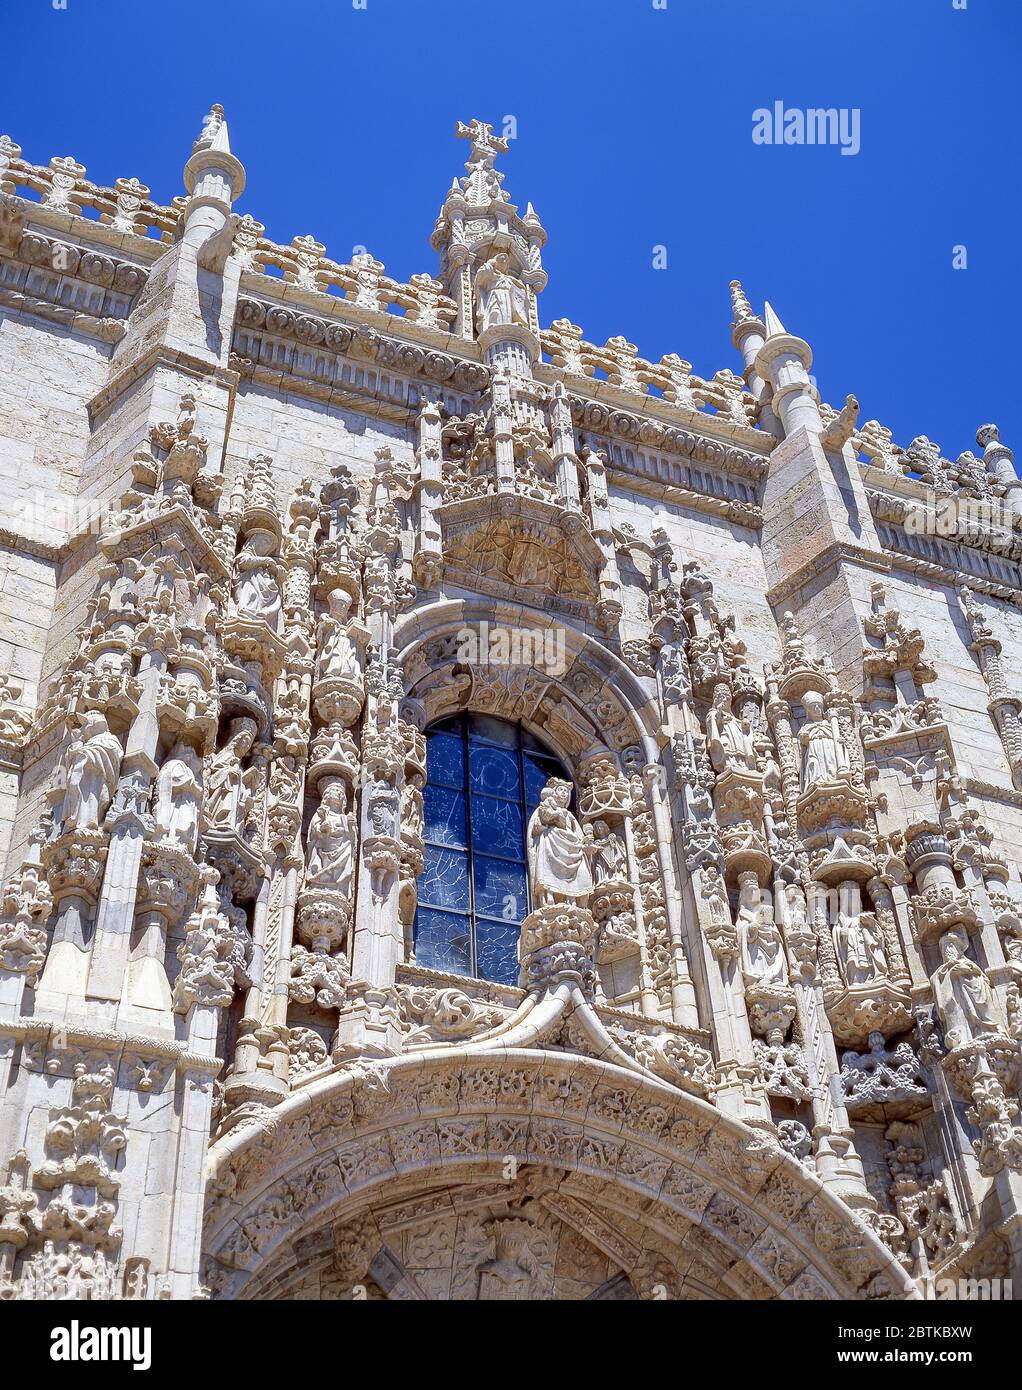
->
[204,718,258,835]
[399,772,424,842]
[586,820,627,885]
[527,779,593,908]
[474,253,530,335]
[783,883,809,933]
[153,743,203,854]
[799,690,850,788]
[233,529,281,628]
[932,929,1000,1047]
[366,779,400,839]
[737,873,788,987]
[306,783,356,897]
[317,589,361,680]
[832,881,887,986]
[62,712,122,832]
[706,683,758,775]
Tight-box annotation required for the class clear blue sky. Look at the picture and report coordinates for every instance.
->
[6,0,1020,465]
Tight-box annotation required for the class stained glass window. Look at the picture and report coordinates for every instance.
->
[413,713,567,987]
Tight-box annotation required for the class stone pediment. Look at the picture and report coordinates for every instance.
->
[437,494,602,614]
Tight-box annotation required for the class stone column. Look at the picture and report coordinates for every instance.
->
[549,381,581,512]
[491,371,517,494]
[413,396,445,588]
[583,447,622,629]
[86,615,170,1010]
[978,424,1022,525]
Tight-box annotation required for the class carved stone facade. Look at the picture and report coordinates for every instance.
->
[0,109,1019,1301]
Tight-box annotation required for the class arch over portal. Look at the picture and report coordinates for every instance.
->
[200,1050,916,1301]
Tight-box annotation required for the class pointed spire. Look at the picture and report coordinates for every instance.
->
[763,300,786,339]
[181,103,246,250]
[753,300,819,439]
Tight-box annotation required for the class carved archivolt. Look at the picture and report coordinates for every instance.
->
[200,1050,914,1301]
[395,601,660,769]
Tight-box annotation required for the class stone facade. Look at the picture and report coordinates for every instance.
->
[0,108,1019,1302]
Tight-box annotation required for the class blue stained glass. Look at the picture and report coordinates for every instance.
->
[426,733,465,790]
[423,784,467,848]
[469,743,521,799]
[416,715,570,987]
[473,856,527,922]
[415,908,472,976]
[419,845,470,912]
[524,753,560,807]
[468,714,518,747]
[476,918,521,987]
[471,795,524,859]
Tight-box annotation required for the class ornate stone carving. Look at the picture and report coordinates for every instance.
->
[526,780,593,909]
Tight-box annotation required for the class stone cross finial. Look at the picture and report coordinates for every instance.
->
[455,119,509,164]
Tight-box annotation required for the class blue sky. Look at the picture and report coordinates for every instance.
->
[6,0,1020,465]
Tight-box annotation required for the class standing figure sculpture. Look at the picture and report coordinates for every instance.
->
[154,743,203,854]
[737,872,788,988]
[317,589,361,681]
[62,712,123,832]
[305,782,357,898]
[586,820,627,884]
[932,929,1000,1047]
[474,253,530,335]
[832,881,888,986]
[233,530,282,629]
[706,683,758,775]
[527,779,592,908]
[799,690,851,788]
[205,718,258,836]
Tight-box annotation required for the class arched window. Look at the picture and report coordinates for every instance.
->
[414,713,569,987]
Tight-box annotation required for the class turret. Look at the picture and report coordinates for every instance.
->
[430,119,546,372]
[754,300,822,438]
[180,103,246,252]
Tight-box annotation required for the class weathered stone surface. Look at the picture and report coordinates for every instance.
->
[0,110,1017,1303]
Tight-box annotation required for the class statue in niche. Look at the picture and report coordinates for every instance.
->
[317,589,361,681]
[366,779,400,839]
[833,881,888,986]
[737,872,788,987]
[400,771,424,842]
[154,743,203,854]
[932,929,1000,1048]
[205,717,258,835]
[233,529,281,628]
[799,690,850,788]
[306,782,357,897]
[474,253,530,335]
[706,683,758,775]
[783,882,809,933]
[701,864,732,927]
[62,712,123,832]
[659,644,690,705]
[586,819,627,884]
[527,779,593,908]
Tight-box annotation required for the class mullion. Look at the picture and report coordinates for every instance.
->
[519,732,533,918]
[462,713,479,978]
